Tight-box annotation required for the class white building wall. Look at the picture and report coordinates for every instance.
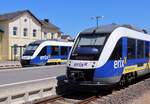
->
[9,13,42,46]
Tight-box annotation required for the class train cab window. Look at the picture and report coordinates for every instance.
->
[145,41,149,58]
[38,46,47,56]
[60,47,68,56]
[109,38,122,60]
[127,38,136,59]
[51,46,59,56]
[137,40,144,58]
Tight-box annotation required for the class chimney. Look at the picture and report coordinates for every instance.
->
[44,19,49,23]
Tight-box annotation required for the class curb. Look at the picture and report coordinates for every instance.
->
[0,64,22,69]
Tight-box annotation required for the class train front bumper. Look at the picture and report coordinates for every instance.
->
[66,67,121,86]
[20,59,31,66]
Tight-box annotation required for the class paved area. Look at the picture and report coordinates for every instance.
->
[132,91,150,104]
[0,65,66,85]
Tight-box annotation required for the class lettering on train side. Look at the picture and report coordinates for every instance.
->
[114,60,124,69]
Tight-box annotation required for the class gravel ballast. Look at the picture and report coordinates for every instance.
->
[94,78,150,104]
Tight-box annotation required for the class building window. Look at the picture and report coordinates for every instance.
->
[44,32,47,38]
[127,38,136,59]
[24,19,27,22]
[23,28,28,36]
[33,29,37,37]
[51,33,54,39]
[13,27,17,36]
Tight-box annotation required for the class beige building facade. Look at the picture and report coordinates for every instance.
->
[0,10,61,60]
[41,19,61,40]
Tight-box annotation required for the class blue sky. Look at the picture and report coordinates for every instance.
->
[0,0,150,37]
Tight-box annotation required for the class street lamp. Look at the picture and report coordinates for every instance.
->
[91,16,104,28]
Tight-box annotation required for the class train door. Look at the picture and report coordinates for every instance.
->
[37,46,48,65]
[109,38,123,61]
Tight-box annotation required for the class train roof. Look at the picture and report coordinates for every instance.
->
[80,24,147,34]
[29,39,73,45]
[29,39,73,47]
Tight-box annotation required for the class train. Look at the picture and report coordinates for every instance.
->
[66,24,150,86]
[20,40,73,67]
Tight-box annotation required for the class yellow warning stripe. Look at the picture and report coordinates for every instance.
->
[123,63,150,74]
[47,59,66,63]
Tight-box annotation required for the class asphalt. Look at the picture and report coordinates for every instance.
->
[0,65,67,85]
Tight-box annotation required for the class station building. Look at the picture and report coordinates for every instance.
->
[0,10,61,60]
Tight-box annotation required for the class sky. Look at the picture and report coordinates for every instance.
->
[0,0,150,37]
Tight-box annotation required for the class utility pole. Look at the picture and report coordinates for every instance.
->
[91,16,104,28]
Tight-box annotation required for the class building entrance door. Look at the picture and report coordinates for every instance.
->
[0,34,2,60]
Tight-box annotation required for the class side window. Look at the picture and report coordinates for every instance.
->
[13,27,17,36]
[23,28,28,36]
[60,47,68,56]
[109,38,122,60]
[127,38,136,59]
[145,41,149,58]
[137,40,144,58]
[33,29,37,37]
[51,46,59,56]
[38,46,47,56]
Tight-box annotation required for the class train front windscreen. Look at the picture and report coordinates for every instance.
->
[70,33,109,61]
[23,44,39,56]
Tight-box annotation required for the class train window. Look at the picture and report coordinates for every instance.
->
[60,47,68,56]
[127,38,136,59]
[137,40,144,58]
[51,46,59,56]
[109,38,122,60]
[145,41,149,58]
[38,46,47,56]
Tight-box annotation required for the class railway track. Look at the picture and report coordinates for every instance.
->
[35,95,101,104]
[35,74,150,104]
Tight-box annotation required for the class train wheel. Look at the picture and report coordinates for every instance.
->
[119,75,126,87]
[119,72,137,87]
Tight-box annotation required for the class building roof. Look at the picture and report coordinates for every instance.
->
[40,20,60,30]
[61,35,72,39]
[81,23,146,34]
[0,10,41,25]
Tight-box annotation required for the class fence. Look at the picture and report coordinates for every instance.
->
[10,45,26,61]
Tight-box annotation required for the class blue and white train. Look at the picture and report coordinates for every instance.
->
[20,40,73,67]
[66,24,150,86]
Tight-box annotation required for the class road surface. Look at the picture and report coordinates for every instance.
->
[0,65,66,85]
